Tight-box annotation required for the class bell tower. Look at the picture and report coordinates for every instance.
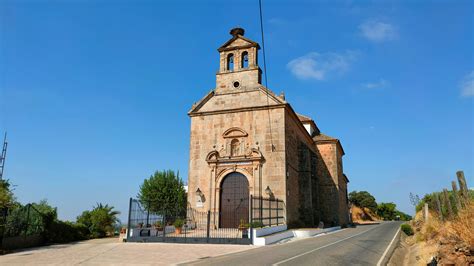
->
[216,28,262,93]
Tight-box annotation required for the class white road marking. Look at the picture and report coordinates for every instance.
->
[273,225,380,265]
[376,225,401,266]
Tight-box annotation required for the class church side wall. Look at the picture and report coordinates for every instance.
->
[284,110,319,227]
[336,147,349,226]
[188,107,286,218]
[315,143,340,226]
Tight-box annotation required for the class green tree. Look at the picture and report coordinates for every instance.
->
[76,210,92,229]
[377,202,397,220]
[0,179,16,209]
[349,191,378,212]
[138,170,187,217]
[76,203,120,238]
[395,210,412,221]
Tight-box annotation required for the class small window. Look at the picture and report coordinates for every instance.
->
[241,51,249,68]
[227,53,234,71]
[230,139,240,156]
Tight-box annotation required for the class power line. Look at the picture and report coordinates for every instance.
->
[258,0,275,152]
[258,0,268,88]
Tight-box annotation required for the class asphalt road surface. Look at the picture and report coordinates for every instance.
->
[183,221,402,266]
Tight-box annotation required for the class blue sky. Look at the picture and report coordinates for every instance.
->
[1,0,472,222]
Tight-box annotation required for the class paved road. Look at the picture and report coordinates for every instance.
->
[184,221,402,266]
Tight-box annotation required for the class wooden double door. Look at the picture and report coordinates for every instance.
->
[219,172,249,228]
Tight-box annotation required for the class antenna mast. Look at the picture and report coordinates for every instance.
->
[0,132,7,180]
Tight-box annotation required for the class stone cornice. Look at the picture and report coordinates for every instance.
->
[188,104,286,117]
[188,90,215,114]
[218,43,258,52]
[215,67,260,76]
[217,35,260,52]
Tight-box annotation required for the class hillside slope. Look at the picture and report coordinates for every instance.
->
[351,205,380,223]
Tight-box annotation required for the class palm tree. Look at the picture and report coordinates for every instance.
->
[89,203,120,237]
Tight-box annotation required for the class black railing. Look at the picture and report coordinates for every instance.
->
[250,195,286,227]
[2,204,46,238]
[126,198,252,244]
[1,204,48,250]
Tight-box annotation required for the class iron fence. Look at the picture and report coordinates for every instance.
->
[126,198,252,244]
[250,195,286,227]
[2,204,46,238]
[0,204,47,250]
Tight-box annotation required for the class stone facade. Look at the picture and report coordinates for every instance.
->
[187,28,349,228]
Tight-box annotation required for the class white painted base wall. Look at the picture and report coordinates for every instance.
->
[252,226,341,246]
[129,225,175,238]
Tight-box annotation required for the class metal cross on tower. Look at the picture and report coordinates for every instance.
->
[0,132,7,180]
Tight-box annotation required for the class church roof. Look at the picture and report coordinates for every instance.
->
[313,133,338,141]
[296,113,312,122]
[296,113,320,136]
[343,174,350,183]
[218,28,260,52]
[188,85,286,115]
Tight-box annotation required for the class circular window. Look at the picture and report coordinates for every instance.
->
[233,81,240,88]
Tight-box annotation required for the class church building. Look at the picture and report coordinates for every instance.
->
[187,28,350,228]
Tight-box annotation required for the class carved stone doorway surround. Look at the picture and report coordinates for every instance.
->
[205,127,265,229]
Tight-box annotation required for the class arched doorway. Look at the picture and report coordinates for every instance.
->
[219,172,249,228]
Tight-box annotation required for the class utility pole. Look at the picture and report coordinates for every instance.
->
[0,132,7,180]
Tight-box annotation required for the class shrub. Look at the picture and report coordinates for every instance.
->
[249,221,264,228]
[45,220,89,243]
[154,221,162,228]
[401,223,414,236]
[173,218,184,228]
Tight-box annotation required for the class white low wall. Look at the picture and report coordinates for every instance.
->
[129,225,175,238]
[254,225,287,238]
[293,226,341,238]
[253,229,293,246]
[253,226,341,246]
[252,225,289,246]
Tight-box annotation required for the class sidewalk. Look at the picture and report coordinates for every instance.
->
[0,238,256,265]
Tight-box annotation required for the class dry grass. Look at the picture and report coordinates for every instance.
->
[410,209,440,243]
[445,201,474,248]
[416,200,474,247]
[410,200,474,265]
